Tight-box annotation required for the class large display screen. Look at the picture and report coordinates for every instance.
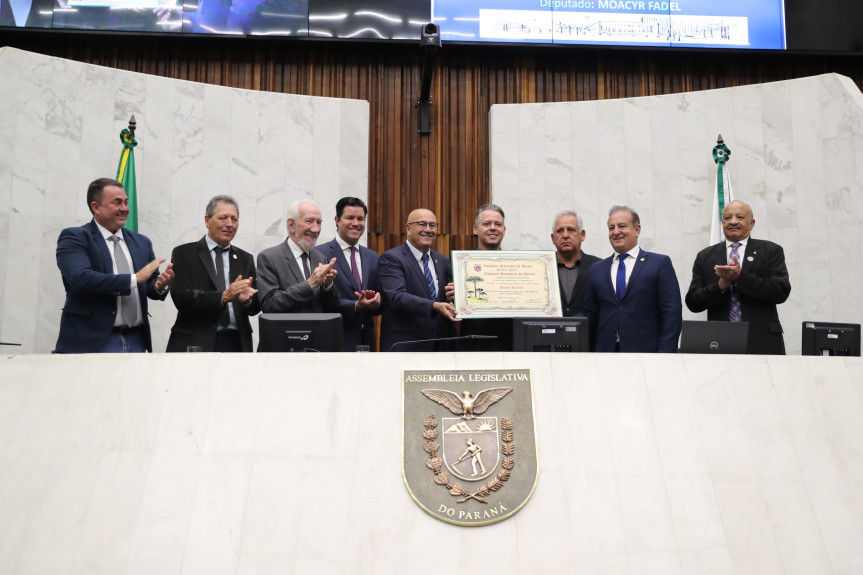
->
[432,0,786,49]
[0,0,428,36]
[1,0,862,54]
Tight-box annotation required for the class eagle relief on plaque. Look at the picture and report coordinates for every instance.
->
[402,369,538,526]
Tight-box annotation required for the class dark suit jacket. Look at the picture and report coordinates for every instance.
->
[685,238,791,355]
[559,251,602,317]
[256,239,340,315]
[582,249,682,353]
[165,237,261,352]
[54,220,167,353]
[378,243,455,352]
[317,238,380,351]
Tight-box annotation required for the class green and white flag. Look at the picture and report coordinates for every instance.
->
[710,137,733,245]
[116,125,138,232]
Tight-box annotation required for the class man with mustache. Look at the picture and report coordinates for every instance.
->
[378,208,459,352]
[257,199,340,318]
[552,210,601,317]
[685,200,791,354]
[54,177,174,353]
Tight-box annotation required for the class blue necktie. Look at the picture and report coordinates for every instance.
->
[729,242,742,322]
[422,253,437,300]
[616,253,628,301]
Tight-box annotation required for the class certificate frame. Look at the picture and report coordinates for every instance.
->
[452,250,562,319]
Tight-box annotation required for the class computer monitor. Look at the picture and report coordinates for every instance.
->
[512,317,589,352]
[258,313,343,352]
[679,320,749,354]
[801,321,861,356]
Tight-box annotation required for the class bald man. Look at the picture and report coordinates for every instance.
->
[685,200,791,354]
[377,208,459,352]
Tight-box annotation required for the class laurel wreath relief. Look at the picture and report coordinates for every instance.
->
[422,415,515,504]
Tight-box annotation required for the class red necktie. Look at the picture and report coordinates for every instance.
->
[350,246,362,291]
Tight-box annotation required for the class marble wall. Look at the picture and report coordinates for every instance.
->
[490,74,863,355]
[0,47,369,354]
[0,352,861,574]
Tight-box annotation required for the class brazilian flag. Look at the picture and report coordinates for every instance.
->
[116,127,138,232]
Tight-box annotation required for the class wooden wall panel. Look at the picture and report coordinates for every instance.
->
[4,31,863,257]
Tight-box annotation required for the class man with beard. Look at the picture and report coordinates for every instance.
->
[257,199,339,317]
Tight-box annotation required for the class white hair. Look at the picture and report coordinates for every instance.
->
[286,199,320,222]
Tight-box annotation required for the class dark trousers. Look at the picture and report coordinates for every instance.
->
[214,330,243,352]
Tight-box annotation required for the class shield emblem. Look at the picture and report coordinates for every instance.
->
[442,417,499,482]
[474,264,482,272]
[403,369,538,526]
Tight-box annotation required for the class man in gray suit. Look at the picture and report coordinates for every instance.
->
[257,200,340,317]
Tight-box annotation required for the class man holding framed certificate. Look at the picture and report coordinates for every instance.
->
[459,204,513,351]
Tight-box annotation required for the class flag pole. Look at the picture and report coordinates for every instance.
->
[116,115,138,232]
[710,134,733,245]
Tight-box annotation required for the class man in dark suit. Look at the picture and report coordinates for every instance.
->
[552,210,601,317]
[317,197,381,351]
[459,203,511,352]
[581,205,682,353]
[166,195,260,353]
[55,177,174,353]
[257,199,339,319]
[685,200,791,354]
[378,208,459,352]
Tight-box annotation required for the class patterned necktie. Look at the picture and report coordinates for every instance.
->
[213,246,230,328]
[300,252,311,280]
[107,235,138,326]
[422,253,437,300]
[615,253,628,301]
[350,246,362,291]
[729,242,742,322]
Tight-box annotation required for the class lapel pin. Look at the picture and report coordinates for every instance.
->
[233,254,237,259]
[747,256,754,261]
[640,258,645,262]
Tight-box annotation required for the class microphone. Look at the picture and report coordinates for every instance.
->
[390,334,497,351]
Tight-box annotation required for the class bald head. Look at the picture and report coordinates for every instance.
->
[405,208,438,252]
[721,200,755,243]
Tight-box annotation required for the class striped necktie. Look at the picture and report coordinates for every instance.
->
[422,253,437,300]
[729,242,742,322]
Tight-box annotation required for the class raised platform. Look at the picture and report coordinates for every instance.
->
[1,352,861,574]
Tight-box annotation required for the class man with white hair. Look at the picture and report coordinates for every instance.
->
[257,199,340,314]
[552,210,601,317]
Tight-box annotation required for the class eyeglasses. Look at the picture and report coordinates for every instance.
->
[408,221,439,230]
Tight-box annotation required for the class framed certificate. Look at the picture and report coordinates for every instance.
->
[452,250,562,319]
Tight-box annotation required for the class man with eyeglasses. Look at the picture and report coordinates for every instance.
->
[318,197,381,351]
[378,208,459,352]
